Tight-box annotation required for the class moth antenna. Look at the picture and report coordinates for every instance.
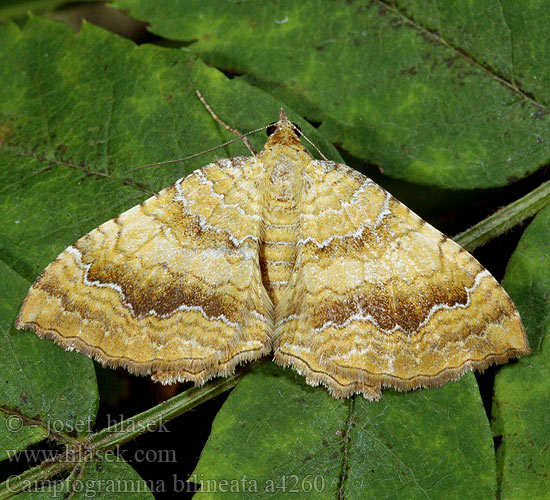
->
[293,125,328,161]
[196,90,256,155]
[128,126,268,172]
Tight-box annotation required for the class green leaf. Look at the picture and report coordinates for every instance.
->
[0,261,98,462]
[397,1,550,103]
[0,0,68,20]
[112,0,550,188]
[0,16,338,284]
[492,204,550,499]
[193,363,496,499]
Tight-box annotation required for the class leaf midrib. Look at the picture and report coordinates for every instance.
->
[375,0,549,113]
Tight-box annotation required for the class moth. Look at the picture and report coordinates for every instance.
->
[16,103,529,399]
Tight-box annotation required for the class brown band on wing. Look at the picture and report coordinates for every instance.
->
[311,282,470,334]
[36,265,243,323]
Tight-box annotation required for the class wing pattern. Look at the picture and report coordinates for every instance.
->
[17,110,529,398]
[273,160,529,398]
[17,158,272,384]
